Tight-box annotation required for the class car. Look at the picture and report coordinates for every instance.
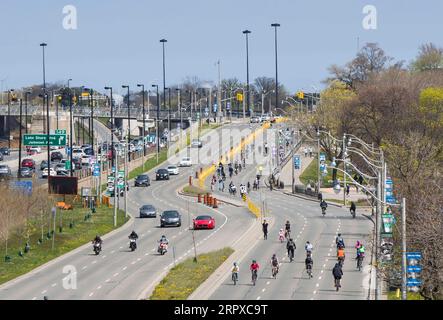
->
[193,215,215,230]
[106,185,124,197]
[191,139,202,148]
[81,155,92,166]
[250,116,260,123]
[0,147,10,156]
[156,169,170,181]
[0,153,3,161]
[134,174,151,187]
[72,148,84,158]
[139,204,157,218]
[167,165,179,175]
[51,151,63,162]
[160,210,181,227]
[28,146,42,154]
[179,157,192,167]
[0,164,11,175]
[21,158,36,170]
[41,167,56,178]
[19,167,35,178]
[40,160,48,171]
[83,147,94,156]
[81,144,92,150]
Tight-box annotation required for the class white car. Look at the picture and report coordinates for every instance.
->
[81,155,92,165]
[167,165,179,175]
[42,167,56,178]
[72,148,84,158]
[179,157,192,167]
[29,146,42,153]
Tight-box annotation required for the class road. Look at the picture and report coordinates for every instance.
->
[0,121,259,300]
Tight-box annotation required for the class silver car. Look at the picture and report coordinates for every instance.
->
[139,205,157,218]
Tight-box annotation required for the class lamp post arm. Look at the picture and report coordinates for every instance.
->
[347,146,383,166]
[345,133,382,155]
[334,158,378,180]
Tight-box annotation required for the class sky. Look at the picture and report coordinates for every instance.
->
[0,0,442,96]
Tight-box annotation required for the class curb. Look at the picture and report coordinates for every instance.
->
[177,190,245,208]
[188,215,275,300]
[0,210,134,291]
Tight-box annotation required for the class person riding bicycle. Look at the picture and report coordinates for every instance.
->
[285,220,291,236]
[357,242,365,259]
[332,262,343,287]
[336,233,345,249]
[93,235,103,245]
[286,238,296,258]
[320,200,328,211]
[350,201,356,215]
[278,228,285,241]
[337,246,346,264]
[232,262,239,275]
[250,260,259,280]
[271,254,279,273]
[305,253,314,274]
[305,241,313,254]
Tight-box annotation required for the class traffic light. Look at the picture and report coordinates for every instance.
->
[297,91,304,100]
[57,95,62,102]
[11,93,18,102]
[236,93,243,102]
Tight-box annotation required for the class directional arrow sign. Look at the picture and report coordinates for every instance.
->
[23,134,67,146]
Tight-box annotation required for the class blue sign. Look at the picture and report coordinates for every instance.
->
[407,252,422,260]
[294,155,301,169]
[93,164,101,177]
[213,103,218,112]
[407,266,422,273]
[226,102,231,110]
[319,152,326,162]
[11,180,33,195]
[407,279,422,286]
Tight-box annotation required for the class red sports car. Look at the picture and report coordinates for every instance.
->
[193,215,215,230]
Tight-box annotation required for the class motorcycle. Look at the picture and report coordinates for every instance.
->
[129,239,137,251]
[92,242,102,255]
[158,242,168,255]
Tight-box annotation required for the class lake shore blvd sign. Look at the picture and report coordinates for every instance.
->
[23,134,67,146]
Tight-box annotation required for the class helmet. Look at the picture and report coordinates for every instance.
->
[306,241,310,244]
[272,254,276,258]
[252,259,256,263]
[286,220,290,224]
[338,233,341,237]
[280,228,283,231]
[289,238,293,241]
[161,235,166,238]
[233,262,237,266]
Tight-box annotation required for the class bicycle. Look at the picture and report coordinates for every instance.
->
[288,250,294,262]
[306,264,313,278]
[338,256,345,267]
[232,272,238,285]
[356,255,364,271]
[334,278,341,291]
[285,230,291,240]
[251,270,257,286]
[272,265,279,279]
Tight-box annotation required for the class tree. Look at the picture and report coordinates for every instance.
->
[411,43,443,72]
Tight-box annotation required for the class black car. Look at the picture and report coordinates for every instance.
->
[156,169,170,181]
[0,147,10,156]
[40,160,48,171]
[19,167,34,178]
[51,151,63,162]
[139,204,157,218]
[83,148,94,156]
[135,174,151,187]
[160,210,181,227]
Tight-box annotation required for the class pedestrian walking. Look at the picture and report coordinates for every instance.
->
[309,146,313,158]
[247,181,251,193]
[353,174,359,192]
[211,180,214,191]
[262,220,269,240]
[346,184,350,196]
[304,147,308,157]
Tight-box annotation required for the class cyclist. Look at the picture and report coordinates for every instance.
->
[336,233,345,249]
[270,254,279,276]
[332,262,343,289]
[250,259,260,283]
[286,238,296,261]
[305,252,314,277]
[285,220,291,238]
[337,246,346,265]
[278,229,285,242]
[350,201,356,216]
[305,241,313,254]
[231,262,239,282]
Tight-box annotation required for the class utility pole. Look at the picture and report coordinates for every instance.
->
[217,60,222,123]
[343,134,347,206]
[124,137,128,219]
[113,151,118,227]
[401,197,407,300]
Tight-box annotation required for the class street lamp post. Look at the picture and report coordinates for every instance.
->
[104,87,114,170]
[18,98,23,179]
[152,84,160,163]
[137,84,146,171]
[122,85,130,162]
[176,88,182,147]
[160,39,167,140]
[271,23,280,115]
[69,90,74,177]
[7,89,14,148]
[165,87,171,148]
[242,30,251,120]
[40,42,50,185]
[24,91,31,134]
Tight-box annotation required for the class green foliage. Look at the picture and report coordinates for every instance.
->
[150,247,234,300]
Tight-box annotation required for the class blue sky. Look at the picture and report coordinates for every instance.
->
[0,0,442,95]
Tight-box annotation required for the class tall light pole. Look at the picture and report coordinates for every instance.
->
[271,23,280,115]
[137,84,146,171]
[18,98,23,179]
[69,89,74,177]
[40,42,50,183]
[176,88,182,137]
[152,84,160,163]
[24,91,31,134]
[165,87,171,147]
[160,38,167,136]
[122,85,130,162]
[7,89,14,148]
[104,87,114,170]
[242,30,251,118]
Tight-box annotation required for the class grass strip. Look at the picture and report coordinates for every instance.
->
[0,202,129,285]
[299,156,344,188]
[150,247,234,300]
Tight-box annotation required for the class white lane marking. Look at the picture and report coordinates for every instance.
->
[145,253,149,256]
[102,255,107,259]
[89,292,94,297]
[257,296,261,300]
[316,283,319,287]
[111,250,115,254]
[328,253,331,256]
[313,291,317,294]
[51,283,57,287]
[318,276,322,280]
[113,273,119,277]
[321,270,324,274]
[92,260,97,264]
[82,266,87,270]
[32,297,37,300]
[105,278,111,283]
[137,258,141,262]
[119,246,123,249]
[97,285,102,290]
[41,290,47,294]
[266,281,270,285]
[131,261,136,265]
[152,248,155,251]
[122,266,127,271]
[262,288,266,292]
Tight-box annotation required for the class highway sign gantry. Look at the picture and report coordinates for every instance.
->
[23,134,67,146]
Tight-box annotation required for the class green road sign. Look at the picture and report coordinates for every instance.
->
[65,160,71,170]
[55,129,67,134]
[23,134,67,146]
